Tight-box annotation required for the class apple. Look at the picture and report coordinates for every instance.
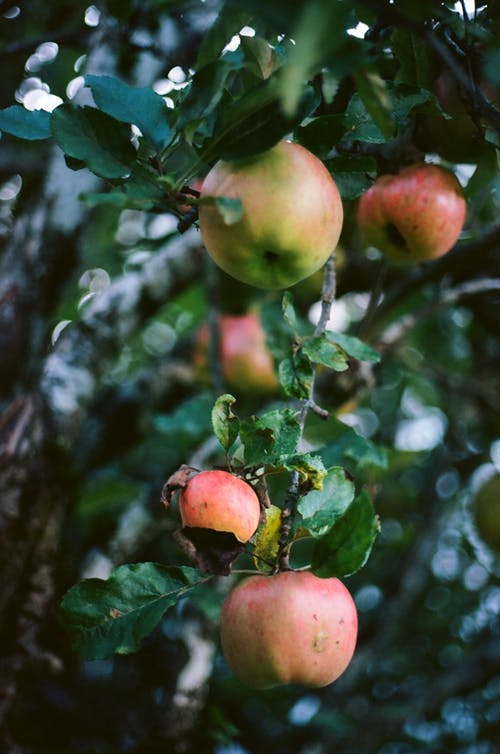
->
[195,312,278,394]
[473,473,500,552]
[179,469,261,543]
[198,140,343,289]
[219,571,358,689]
[357,163,466,263]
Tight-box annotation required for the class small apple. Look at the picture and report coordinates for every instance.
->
[198,141,343,289]
[473,473,500,552]
[357,163,466,263]
[179,469,260,543]
[195,312,278,394]
[220,571,358,689]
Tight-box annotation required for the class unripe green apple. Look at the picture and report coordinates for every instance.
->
[198,141,343,289]
[220,571,358,689]
[195,312,278,394]
[473,473,500,552]
[357,163,466,263]
[179,470,260,543]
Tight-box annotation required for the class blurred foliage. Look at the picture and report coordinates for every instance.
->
[1,1,499,753]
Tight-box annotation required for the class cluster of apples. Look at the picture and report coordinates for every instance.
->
[196,140,466,278]
[179,469,358,689]
[176,142,467,689]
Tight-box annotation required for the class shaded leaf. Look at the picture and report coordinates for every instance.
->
[0,105,52,140]
[60,563,203,660]
[311,415,388,470]
[51,105,136,179]
[353,68,394,139]
[205,78,319,161]
[326,155,377,200]
[311,489,380,577]
[85,74,172,150]
[296,467,355,538]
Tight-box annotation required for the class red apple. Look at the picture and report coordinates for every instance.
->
[220,571,358,688]
[195,312,278,394]
[198,141,343,289]
[357,163,466,263]
[179,470,260,543]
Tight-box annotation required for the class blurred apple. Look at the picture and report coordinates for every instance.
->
[357,163,466,263]
[195,311,278,394]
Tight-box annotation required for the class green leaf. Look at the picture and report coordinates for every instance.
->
[296,114,346,158]
[253,504,283,574]
[321,416,387,469]
[178,57,242,131]
[343,92,387,144]
[51,105,136,179]
[85,74,172,150]
[311,489,380,577]
[297,467,355,538]
[327,330,381,363]
[326,155,377,200]
[279,350,313,399]
[205,78,319,161]
[280,452,327,489]
[60,563,203,660]
[391,29,433,88]
[282,291,298,332]
[0,105,52,140]
[353,68,394,139]
[212,394,240,451]
[302,334,349,372]
[240,408,301,466]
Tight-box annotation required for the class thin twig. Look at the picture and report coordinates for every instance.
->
[276,253,337,571]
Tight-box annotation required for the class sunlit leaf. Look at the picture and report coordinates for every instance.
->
[296,467,355,538]
[212,394,240,451]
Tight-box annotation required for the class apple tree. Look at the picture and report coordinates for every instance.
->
[0,1,499,753]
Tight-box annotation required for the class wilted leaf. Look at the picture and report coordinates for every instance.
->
[253,505,283,573]
[60,563,203,659]
[311,489,380,577]
[161,464,196,510]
